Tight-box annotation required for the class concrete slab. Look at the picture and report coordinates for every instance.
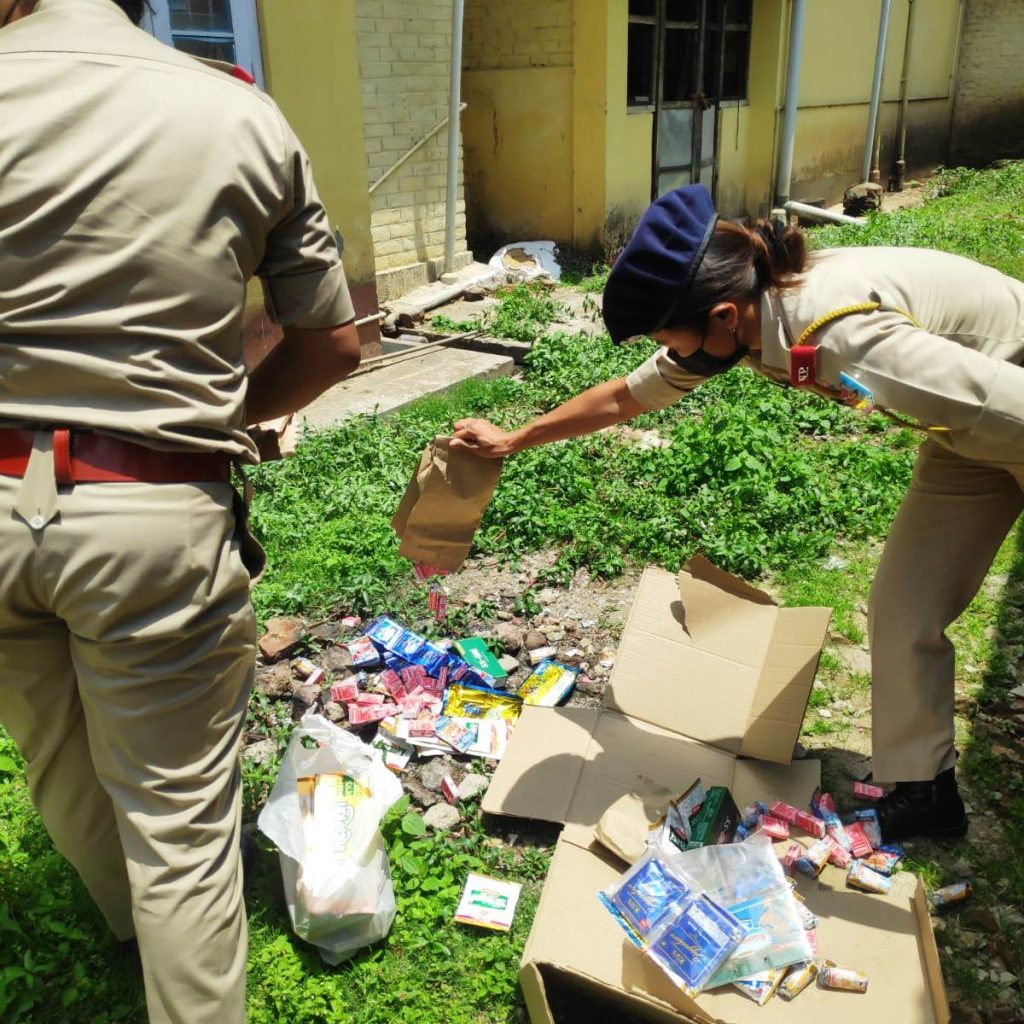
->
[295,346,515,432]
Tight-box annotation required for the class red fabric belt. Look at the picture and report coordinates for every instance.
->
[0,429,231,484]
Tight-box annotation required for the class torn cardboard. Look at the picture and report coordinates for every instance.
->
[483,559,949,1024]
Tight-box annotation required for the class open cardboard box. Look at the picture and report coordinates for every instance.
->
[482,558,950,1024]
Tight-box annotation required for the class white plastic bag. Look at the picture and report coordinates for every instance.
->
[257,714,404,963]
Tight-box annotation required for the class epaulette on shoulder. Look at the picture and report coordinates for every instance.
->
[194,56,256,85]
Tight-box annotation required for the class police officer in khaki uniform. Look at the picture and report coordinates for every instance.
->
[0,1,360,1021]
[454,184,1024,843]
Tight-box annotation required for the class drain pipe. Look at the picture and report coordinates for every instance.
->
[892,0,917,190]
[784,200,865,227]
[861,0,892,183]
[444,0,466,276]
[773,0,807,210]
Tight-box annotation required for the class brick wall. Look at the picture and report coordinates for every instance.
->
[356,1,468,277]
[463,0,574,71]
[950,0,1024,163]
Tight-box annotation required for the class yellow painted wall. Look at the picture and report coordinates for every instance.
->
[464,0,573,71]
[602,0,651,250]
[461,0,575,245]
[462,68,575,242]
[787,0,961,203]
[256,0,375,286]
[572,0,610,249]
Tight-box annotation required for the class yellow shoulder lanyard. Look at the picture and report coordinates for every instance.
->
[789,301,949,433]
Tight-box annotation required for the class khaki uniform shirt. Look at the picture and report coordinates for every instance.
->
[627,247,1024,465]
[0,0,354,462]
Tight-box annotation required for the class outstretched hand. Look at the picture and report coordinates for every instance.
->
[450,418,518,459]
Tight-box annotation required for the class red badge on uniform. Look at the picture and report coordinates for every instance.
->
[790,345,817,387]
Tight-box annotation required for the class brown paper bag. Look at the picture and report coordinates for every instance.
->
[392,436,503,571]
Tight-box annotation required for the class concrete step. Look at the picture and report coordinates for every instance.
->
[296,346,516,432]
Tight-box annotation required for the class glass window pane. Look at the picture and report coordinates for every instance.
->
[628,0,656,17]
[169,0,233,34]
[666,0,699,23]
[663,27,696,102]
[172,35,236,63]
[726,0,751,25]
[658,168,692,196]
[627,22,656,105]
[722,30,750,99]
[659,107,693,167]
[703,26,721,96]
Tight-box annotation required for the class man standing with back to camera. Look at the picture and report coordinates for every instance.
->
[0,0,360,1020]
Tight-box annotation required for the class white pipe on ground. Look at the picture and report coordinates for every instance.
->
[784,201,866,227]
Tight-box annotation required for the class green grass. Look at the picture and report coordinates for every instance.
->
[2,161,1023,1021]
[810,161,1024,279]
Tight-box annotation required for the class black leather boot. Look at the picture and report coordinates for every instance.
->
[875,767,968,842]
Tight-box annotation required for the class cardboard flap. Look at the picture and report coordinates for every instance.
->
[739,605,833,764]
[605,564,828,757]
[481,706,600,823]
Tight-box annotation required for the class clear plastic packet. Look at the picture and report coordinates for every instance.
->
[664,834,814,987]
[597,848,696,946]
[645,893,745,995]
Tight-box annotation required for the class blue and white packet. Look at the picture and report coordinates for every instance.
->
[645,893,744,995]
[598,850,695,946]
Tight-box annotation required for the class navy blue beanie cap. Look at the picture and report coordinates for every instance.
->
[602,184,719,343]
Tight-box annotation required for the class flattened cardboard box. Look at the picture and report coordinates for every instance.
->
[483,558,949,1024]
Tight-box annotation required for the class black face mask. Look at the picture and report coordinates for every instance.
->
[666,327,748,378]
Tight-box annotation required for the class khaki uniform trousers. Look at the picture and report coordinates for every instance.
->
[869,439,1024,783]
[0,467,255,1024]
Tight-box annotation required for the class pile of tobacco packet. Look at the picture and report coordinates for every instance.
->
[325,616,580,776]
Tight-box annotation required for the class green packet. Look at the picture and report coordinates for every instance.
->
[454,637,507,680]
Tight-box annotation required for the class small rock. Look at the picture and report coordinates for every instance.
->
[822,555,847,571]
[291,684,319,721]
[831,698,853,712]
[461,591,482,606]
[524,629,548,651]
[420,759,452,792]
[581,619,596,628]
[498,654,521,674]
[953,857,973,876]
[325,645,353,674]
[458,773,490,801]
[495,623,524,653]
[423,803,461,831]
[997,970,1017,987]
[577,675,604,698]
[817,709,833,719]
[403,776,439,808]
[961,906,1000,933]
[255,662,292,699]
[546,628,566,642]
[242,739,277,766]
[259,616,304,660]
[321,701,347,725]
[496,610,514,621]
[537,588,558,605]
